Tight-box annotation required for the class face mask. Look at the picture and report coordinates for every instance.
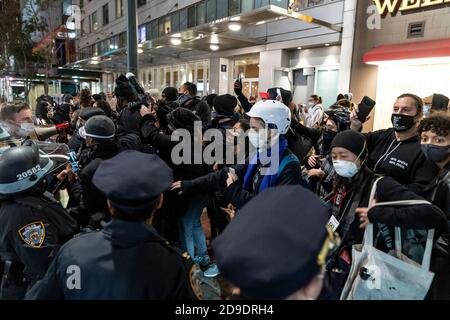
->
[333,160,359,178]
[78,126,87,140]
[307,102,315,109]
[421,144,450,163]
[16,122,34,138]
[248,130,261,149]
[322,129,337,155]
[178,94,189,105]
[391,114,417,132]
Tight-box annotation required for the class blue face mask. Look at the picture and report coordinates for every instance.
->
[178,94,190,105]
[333,160,359,178]
[421,144,450,163]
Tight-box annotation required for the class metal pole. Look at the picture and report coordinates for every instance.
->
[127,0,139,75]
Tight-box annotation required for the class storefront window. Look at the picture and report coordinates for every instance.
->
[316,68,339,110]
[206,0,217,23]
[217,0,228,19]
[228,0,240,16]
[188,6,196,28]
[196,3,205,26]
[180,9,188,30]
[171,12,180,33]
[254,0,270,8]
[159,16,171,36]
[242,0,253,12]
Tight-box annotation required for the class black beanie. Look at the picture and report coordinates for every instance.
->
[167,108,200,133]
[213,94,237,117]
[114,75,137,99]
[330,130,367,160]
[162,87,179,102]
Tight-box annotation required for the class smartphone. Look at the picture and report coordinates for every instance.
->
[357,96,376,123]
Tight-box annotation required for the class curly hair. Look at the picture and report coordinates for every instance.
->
[418,111,450,137]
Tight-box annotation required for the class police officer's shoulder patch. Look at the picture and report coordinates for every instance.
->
[18,221,45,248]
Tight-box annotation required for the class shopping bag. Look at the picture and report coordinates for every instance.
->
[340,178,435,300]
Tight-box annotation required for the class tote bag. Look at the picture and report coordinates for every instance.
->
[340,178,435,300]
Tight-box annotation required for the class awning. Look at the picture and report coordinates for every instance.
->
[65,4,342,72]
[364,38,450,65]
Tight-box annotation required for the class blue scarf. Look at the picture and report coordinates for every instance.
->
[242,136,289,193]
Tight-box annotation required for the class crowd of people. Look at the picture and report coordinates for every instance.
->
[0,74,449,300]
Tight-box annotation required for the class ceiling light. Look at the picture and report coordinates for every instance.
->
[211,34,219,44]
[138,43,143,48]
[325,43,330,47]
[138,49,144,54]
[92,56,99,61]
[156,45,163,49]
[210,44,219,51]
[171,38,182,45]
[228,22,242,32]
[90,60,99,65]
[256,20,266,25]
[297,47,302,50]
[230,17,240,22]
[172,33,181,38]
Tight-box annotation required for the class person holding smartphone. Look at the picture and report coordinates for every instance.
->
[350,93,438,196]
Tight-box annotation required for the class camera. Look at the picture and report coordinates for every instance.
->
[126,73,153,113]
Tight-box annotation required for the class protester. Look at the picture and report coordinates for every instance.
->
[178,82,211,125]
[351,93,438,196]
[54,94,73,124]
[299,95,324,128]
[171,100,302,209]
[114,75,141,136]
[64,115,118,227]
[307,108,351,197]
[139,106,216,276]
[323,130,446,299]
[0,103,34,143]
[418,112,450,299]
[67,107,106,154]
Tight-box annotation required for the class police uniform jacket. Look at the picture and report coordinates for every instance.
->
[25,219,199,300]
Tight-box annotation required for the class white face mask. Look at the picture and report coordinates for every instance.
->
[307,102,315,108]
[16,122,35,138]
[248,130,262,149]
[248,129,279,152]
[78,126,87,140]
[333,160,359,178]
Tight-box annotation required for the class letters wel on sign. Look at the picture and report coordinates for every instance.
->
[373,0,450,15]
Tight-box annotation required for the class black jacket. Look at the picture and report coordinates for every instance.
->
[181,149,302,209]
[140,114,211,182]
[0,193,78,298]
[25,220,198,300]
[236,94,252,113]
[427,162,450,218]
[67,142,118,226]
[365,128,438,196]
[369,176,448,235]
[180,97,211,126]
[117,107,143,136]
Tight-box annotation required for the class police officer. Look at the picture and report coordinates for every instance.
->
[25,150,203,300]
[213,185,335,300]
[0,143,79,299]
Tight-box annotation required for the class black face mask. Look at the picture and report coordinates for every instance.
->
[322,129,337,155]
[391,114,417,132]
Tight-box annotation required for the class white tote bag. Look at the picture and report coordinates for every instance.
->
[340,178,435,300]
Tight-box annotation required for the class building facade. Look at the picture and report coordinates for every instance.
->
[71,0,357,108]
[350,0,450,131]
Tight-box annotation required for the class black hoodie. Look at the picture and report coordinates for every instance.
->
[365,128,438,196]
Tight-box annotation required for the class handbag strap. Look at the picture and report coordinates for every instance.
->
[362,177,384,248]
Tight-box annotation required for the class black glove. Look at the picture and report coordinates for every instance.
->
[234,79,243,96]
